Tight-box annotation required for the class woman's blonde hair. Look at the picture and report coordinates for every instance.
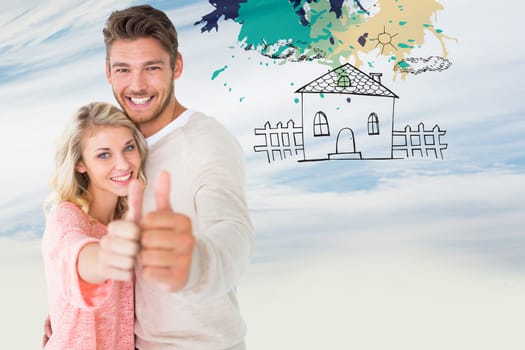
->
[46,102,147,219]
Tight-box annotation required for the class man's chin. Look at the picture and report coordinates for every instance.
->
[127,114,149,124]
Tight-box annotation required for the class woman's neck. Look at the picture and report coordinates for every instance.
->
[87,195,118,225]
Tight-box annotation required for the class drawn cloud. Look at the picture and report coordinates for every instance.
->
[397,56,452,75]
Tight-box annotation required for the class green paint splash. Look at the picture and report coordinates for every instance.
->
[211,65,228,80]
[236,0,311,53]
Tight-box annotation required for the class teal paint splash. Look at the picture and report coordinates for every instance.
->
[398,43,414,49]
[211,65,227,80]
[294,97,300,104]
[397,60,410,69]
[236,0,311,52]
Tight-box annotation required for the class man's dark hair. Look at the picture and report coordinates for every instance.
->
[103,5,179,68]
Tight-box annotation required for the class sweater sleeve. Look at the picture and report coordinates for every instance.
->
[44,203,112,309]
[180,120,254,300]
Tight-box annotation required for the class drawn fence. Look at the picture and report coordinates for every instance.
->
[392,122,447,159]
[253,119,304,163]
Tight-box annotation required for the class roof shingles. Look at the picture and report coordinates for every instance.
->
[295,63,398,98]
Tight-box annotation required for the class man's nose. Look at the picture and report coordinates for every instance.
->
[129,70,147,93]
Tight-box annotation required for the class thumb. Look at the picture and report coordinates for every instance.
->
[154,170,171,211]
[125,178,143,223]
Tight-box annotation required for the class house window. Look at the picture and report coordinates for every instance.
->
[337,75,351,87]
[368,112,379,135]
[313,111,330,137]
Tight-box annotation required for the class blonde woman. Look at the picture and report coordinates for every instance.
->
[42,102,147,349]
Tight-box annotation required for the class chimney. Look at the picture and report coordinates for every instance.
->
[370,72,382,84]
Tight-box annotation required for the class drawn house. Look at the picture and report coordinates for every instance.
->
[295,63,399,161]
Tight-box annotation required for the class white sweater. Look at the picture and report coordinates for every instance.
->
[135,111,253,350]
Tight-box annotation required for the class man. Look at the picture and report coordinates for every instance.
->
[104,4,253,350]
[45,4,253,350]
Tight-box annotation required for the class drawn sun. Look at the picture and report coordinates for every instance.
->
[374,26,398,54]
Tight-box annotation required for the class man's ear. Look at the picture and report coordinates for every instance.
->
[173,53,183,80]
[75,161,87,173]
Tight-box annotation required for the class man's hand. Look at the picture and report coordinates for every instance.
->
[99,179,143,281]
[140,171,195,292]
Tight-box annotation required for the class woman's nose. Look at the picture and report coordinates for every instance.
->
[114,153,132,169]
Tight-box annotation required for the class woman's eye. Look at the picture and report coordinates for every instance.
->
[125,144,135,152]
[97,152,110,159]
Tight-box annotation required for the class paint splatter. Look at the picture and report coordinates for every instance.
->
[196,0,457,79]
[211,65,228,80]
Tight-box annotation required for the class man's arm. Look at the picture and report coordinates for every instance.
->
[139,123,253,296]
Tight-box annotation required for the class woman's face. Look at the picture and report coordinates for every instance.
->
[75,125,141,202]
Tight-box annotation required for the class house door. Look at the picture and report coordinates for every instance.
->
[329,128,362,160]
[336,128,356,153]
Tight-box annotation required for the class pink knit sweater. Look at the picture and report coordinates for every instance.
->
[42,202,134,349]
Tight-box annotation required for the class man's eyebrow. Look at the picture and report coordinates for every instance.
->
[111,60,166,68]
[144,60,166,66]
[111,62,130,68]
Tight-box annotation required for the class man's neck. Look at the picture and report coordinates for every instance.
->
[140,99,187,137]
[172,100,188,123]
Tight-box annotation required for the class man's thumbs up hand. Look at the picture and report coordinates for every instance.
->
[154,170,172,211]
[140,171,195,292]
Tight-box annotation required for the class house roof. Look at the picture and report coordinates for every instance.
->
[295,63,399,98]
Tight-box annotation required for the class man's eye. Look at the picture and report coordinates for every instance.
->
[115,68,129,73]
[97,152,110,159]
[147,66,160,71]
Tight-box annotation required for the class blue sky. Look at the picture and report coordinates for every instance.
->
[1,1,525,348]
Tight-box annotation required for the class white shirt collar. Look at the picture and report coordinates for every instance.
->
[146,109,193,147]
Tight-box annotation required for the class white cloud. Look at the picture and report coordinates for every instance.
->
[247,170,525,269]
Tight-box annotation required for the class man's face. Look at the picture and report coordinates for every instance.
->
[106,37,182,137]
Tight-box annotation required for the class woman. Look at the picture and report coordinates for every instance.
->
[42,102,147,349]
